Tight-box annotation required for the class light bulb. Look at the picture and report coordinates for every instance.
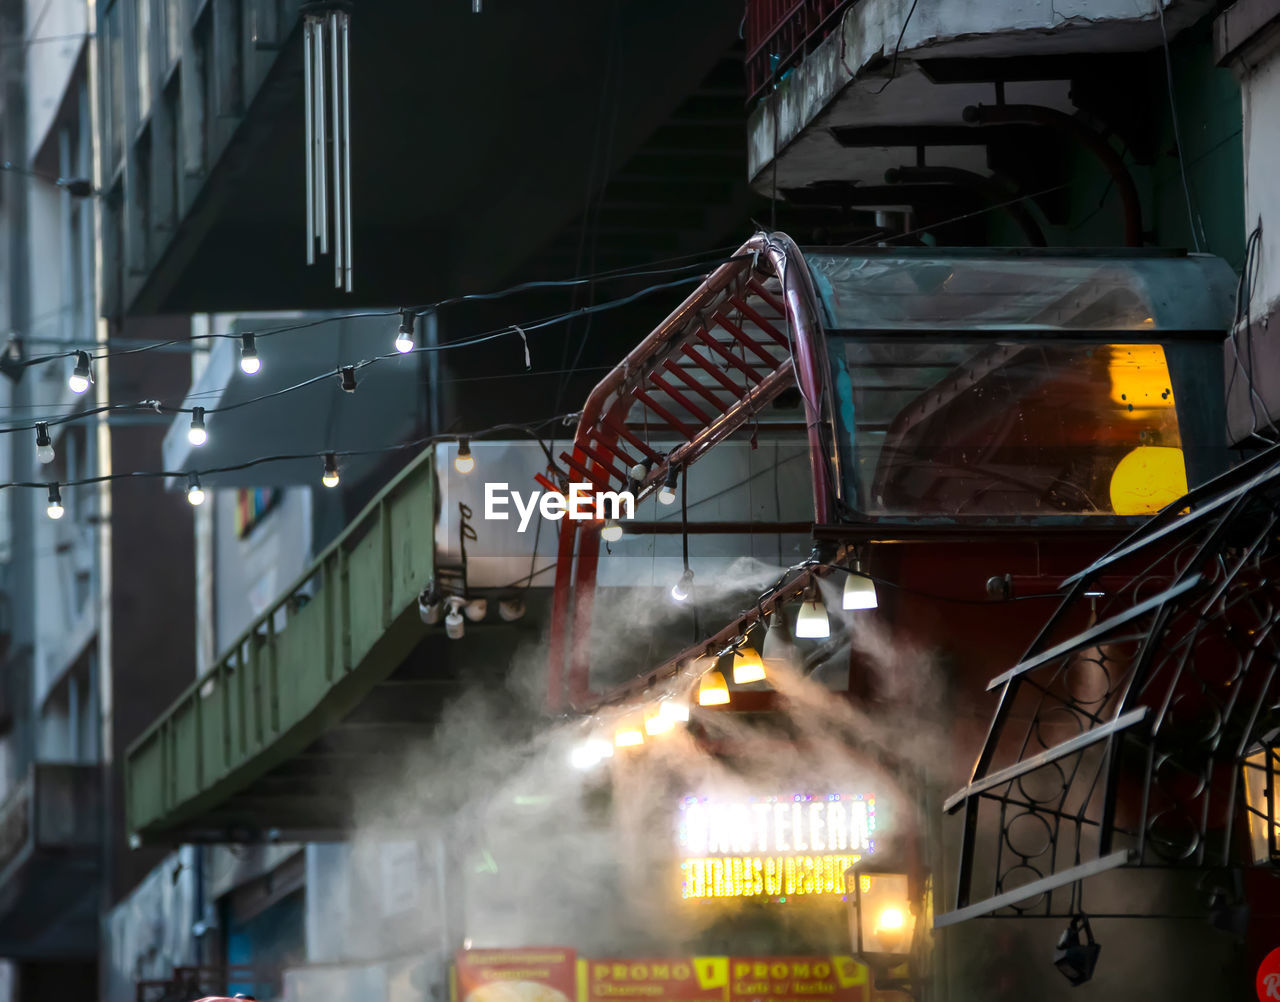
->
[659,698,690,723]
[445,603,465,639]
[454,440,474,475]
[795,591,830,639]
[644,707,674,736]
[187,407,207,446]
[322,453,340,488]
[570,740,611,770]
[498,598,525,622]
[186,473,205,507]
[658,468,678,505]
[670,568,694,602]
[843,570,878,610]
[697,670,730,706]
[240,333,260,374]
[615,716,644,748]
[629,461,648,482]
[601,520,623,542]
[46,484,64,520]
[762,611,793,666]
[35,422,54,464]
[732,645,766,684]
[68,351,91,393]
[395,311,415,353]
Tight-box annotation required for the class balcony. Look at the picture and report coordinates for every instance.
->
[0,763,102,959]
[124,446,440,842]
[744,0,1226,242]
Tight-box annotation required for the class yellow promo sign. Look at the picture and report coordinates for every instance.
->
[677,795,875,901]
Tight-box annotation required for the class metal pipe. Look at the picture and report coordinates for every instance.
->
[330,11,342,288]
[303,19,314,264]
[340,12,353,291]
[962,104,1142,247]
[314,18,327,255]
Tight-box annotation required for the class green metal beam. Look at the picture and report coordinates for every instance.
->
[124,448,437,840]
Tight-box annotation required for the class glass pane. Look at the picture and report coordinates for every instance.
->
[805,251,1237,333]
[831,339,1186,518]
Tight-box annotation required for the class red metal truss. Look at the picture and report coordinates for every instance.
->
[545,232,834,713]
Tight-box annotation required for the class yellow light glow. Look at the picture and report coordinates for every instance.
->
[732,646,766,685]
[1109,344,1175,411]
[645,708,674,736]
[615,717,644,747]
[1109,445,1188,516]
[875,906,905,932]
[698,671,730,706]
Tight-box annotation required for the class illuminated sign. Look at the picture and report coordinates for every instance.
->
[677,795,875,901]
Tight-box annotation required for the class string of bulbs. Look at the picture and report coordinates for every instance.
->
[33,411,577,520]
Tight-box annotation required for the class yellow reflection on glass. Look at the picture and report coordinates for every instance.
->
[1109,446,1188,516]
[1109,344,1175,411]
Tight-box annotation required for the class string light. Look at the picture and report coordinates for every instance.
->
[322,452,340,487]
[454,440,474,475]
[339,366,357,392]
[240,333,261,374]
[46,483,64,520]
[615,715,645,747]
[762,610,793,667]
[570,737,614,770]
[658,467,679,505]
[601,520,623,542]
[186,473,206,507]
[187,407,207,446]
[671,567,694,602]
[698,669,730,706]
[843,566,878,610]
[644,706,675,736]
[395,310,415,354]
[732,645,766,684]
[68,350,91,393]
[34,422,54,464]
[659,697,690,723]
[795,582,830,639]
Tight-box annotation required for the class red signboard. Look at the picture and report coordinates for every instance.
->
[455,949,578,1002]
[728,956,870,1002]
[1257,946,1280,1000]
[584,958,729,1002]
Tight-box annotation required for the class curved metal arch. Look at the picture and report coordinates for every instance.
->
[939,448,1280,926]
[543,232,838,713]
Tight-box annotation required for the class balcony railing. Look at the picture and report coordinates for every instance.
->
[745,0,852,104]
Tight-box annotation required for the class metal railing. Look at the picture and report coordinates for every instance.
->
[745,0,852,104]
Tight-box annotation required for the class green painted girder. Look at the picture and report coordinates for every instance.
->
[125,449,437,841]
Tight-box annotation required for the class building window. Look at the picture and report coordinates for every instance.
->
[102,1,125,172]
[164,0,182,68]
[135,0,153,121]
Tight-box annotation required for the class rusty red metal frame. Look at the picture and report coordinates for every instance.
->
[545,233,835,713]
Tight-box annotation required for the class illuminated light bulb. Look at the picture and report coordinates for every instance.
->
[240,333,260,374]
[395,311,416,353]
[35,422,54,464]
[1109,445,1187,516]
[659,698,690,723]
[186,473,206,507]
[322,452,340,488]
[658,467,679,506]
[338,365,357,392]
[187,407,208,446]
[843,570,878,610]
[644,707,674,736]
[732,645,766,685]
[68,351,91,393]
[877,906,906,933]
[454,440,474,475]
[697,670,730,706]
[46,483,64,520]
[601,520,623,543]
[670,567,694,602]
[570,739,612,770]
[615,716,645,747]
[794,587,830,639]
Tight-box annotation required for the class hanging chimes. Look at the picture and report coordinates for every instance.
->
[303,3,353,292]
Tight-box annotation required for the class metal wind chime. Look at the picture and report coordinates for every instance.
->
[303,3,353,292]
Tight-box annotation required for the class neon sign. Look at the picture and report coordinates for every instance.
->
[677,794,875,901]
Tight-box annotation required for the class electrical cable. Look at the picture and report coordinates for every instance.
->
[842,182,1072,247]
[1155,0,1208,253]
